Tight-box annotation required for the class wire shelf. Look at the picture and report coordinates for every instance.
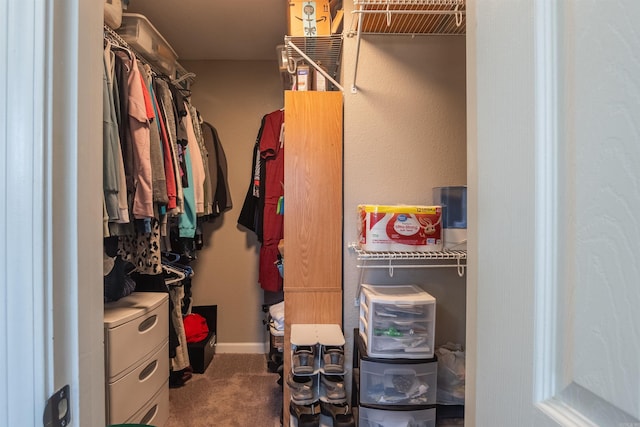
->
[351,245,466,261]
[347,0,465,93]
[350,0,465,35]
[349,243,467,277]
[285,34,344,90]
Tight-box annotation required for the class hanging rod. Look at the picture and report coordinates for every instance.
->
[104,23,196,86]
[104,24,164,77]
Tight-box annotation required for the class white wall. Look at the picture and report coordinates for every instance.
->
[342,5,467,374]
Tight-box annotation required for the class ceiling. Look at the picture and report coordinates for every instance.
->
[125,0,288,61]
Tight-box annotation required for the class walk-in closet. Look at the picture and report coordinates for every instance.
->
[97,2,468,426]
[7,1,640,426]
[102,0,467,426]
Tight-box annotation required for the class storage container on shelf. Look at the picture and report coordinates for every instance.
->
[104,0,123,29]
[359,284,436,359]
[116,13,178,77]
[432,186,467,250]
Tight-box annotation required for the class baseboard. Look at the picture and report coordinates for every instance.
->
[215,341,270,354]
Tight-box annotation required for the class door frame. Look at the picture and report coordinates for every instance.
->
[1,1,105,426]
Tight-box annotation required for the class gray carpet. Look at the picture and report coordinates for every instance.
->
[166,353,282,427]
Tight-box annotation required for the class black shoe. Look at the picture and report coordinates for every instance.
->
[289,400,320,427]
[320,400,355,427]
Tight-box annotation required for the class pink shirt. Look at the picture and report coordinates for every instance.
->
[128,57,154,219]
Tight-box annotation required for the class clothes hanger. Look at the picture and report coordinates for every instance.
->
[162,264,186,286]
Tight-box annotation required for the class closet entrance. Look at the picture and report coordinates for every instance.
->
[6,1,637,426]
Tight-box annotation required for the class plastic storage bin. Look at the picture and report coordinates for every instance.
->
[104,0,123,29]
[432,186,467,250]
[359,406,436,427]
[116,13,178,77]
[360,357,437,406]
[359,285,436,359]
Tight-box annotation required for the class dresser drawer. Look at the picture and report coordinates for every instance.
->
[359,406,436,427]
[126,379,169,427]
[104,292,168,380]
[360,357,437,406]
[106,341,169,424]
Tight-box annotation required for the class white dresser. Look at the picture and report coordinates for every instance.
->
[104,291,170,427]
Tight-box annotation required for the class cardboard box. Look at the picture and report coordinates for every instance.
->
[288,1,331,37]
[186,305,217,374]
[331,9,344,34]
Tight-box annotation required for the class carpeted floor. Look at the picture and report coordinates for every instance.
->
[166,353,282,427]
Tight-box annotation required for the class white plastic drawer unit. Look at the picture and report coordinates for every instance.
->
[126,379,170,427]
[359,284,436,359]
[106,340,169,423]
[359,358,437,406]
[104,291,169,380]
[358,406,436,427]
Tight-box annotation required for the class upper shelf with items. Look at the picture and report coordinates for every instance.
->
[284,34,344,91]
[349,0,465,36]
[283,0,345,91]
[347,0,466,93]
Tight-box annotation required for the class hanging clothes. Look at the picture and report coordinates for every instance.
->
[154,78,184,215]
[139,63,168,206]
[202,121,232,218]
[102,45,123,226]
[258,109,285,292]
[112,48,135,198]
[103,42,130,230]
[152,86,177,211]
[238,115,267,240]
[184,105,206,215]
[127,55,155,220]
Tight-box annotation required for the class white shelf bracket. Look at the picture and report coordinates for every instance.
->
[456,256,465,277]
[350,8,365,94]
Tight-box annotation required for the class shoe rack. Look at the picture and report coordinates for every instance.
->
[288,324,355,426]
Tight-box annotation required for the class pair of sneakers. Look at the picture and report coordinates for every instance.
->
[293,344,346,374]
[288,373,347,404]
[292,345,316,375]
[288,374,355,427]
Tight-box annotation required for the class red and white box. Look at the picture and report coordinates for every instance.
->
[358,204,443,252]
